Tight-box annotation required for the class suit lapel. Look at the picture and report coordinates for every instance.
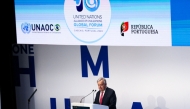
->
[97,91,100,104]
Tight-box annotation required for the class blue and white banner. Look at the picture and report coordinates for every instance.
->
[13,44,190,109]
[15,0,190,46]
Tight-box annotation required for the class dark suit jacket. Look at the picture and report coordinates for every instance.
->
[93,87,117,109]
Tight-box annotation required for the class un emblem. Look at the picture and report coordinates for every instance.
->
[21,22,31,34]
[54,24,61,31]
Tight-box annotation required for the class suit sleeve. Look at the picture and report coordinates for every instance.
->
[109,90,117,109]
[93,92,99,104]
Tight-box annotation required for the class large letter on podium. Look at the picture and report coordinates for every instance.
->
[71,103,108,109]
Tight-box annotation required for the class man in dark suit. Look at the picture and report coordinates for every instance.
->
[93,77,117,109]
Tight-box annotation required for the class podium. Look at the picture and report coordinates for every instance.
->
[71,103,108,109]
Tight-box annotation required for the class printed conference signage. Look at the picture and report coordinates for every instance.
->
[15,0,172,46]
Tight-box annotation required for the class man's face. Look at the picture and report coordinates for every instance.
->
[97,80,106,91]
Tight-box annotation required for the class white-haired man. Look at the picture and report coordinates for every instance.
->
[93,77,117,109]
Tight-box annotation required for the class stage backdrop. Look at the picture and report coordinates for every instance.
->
[12,44,190,109]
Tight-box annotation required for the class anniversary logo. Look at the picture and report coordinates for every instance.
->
[64,0,111,43]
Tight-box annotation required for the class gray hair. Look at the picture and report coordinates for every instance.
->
[97,77,107,85]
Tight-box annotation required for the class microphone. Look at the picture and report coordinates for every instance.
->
[80,90,94,103]
[93,90,96,102]
[28,89,37,109]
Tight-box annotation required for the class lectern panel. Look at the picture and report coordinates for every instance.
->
[73,106,90,109]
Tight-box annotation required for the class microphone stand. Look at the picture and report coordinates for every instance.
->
[93,90,96,102]
[28,89,37,109]
[80,90,94,103]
